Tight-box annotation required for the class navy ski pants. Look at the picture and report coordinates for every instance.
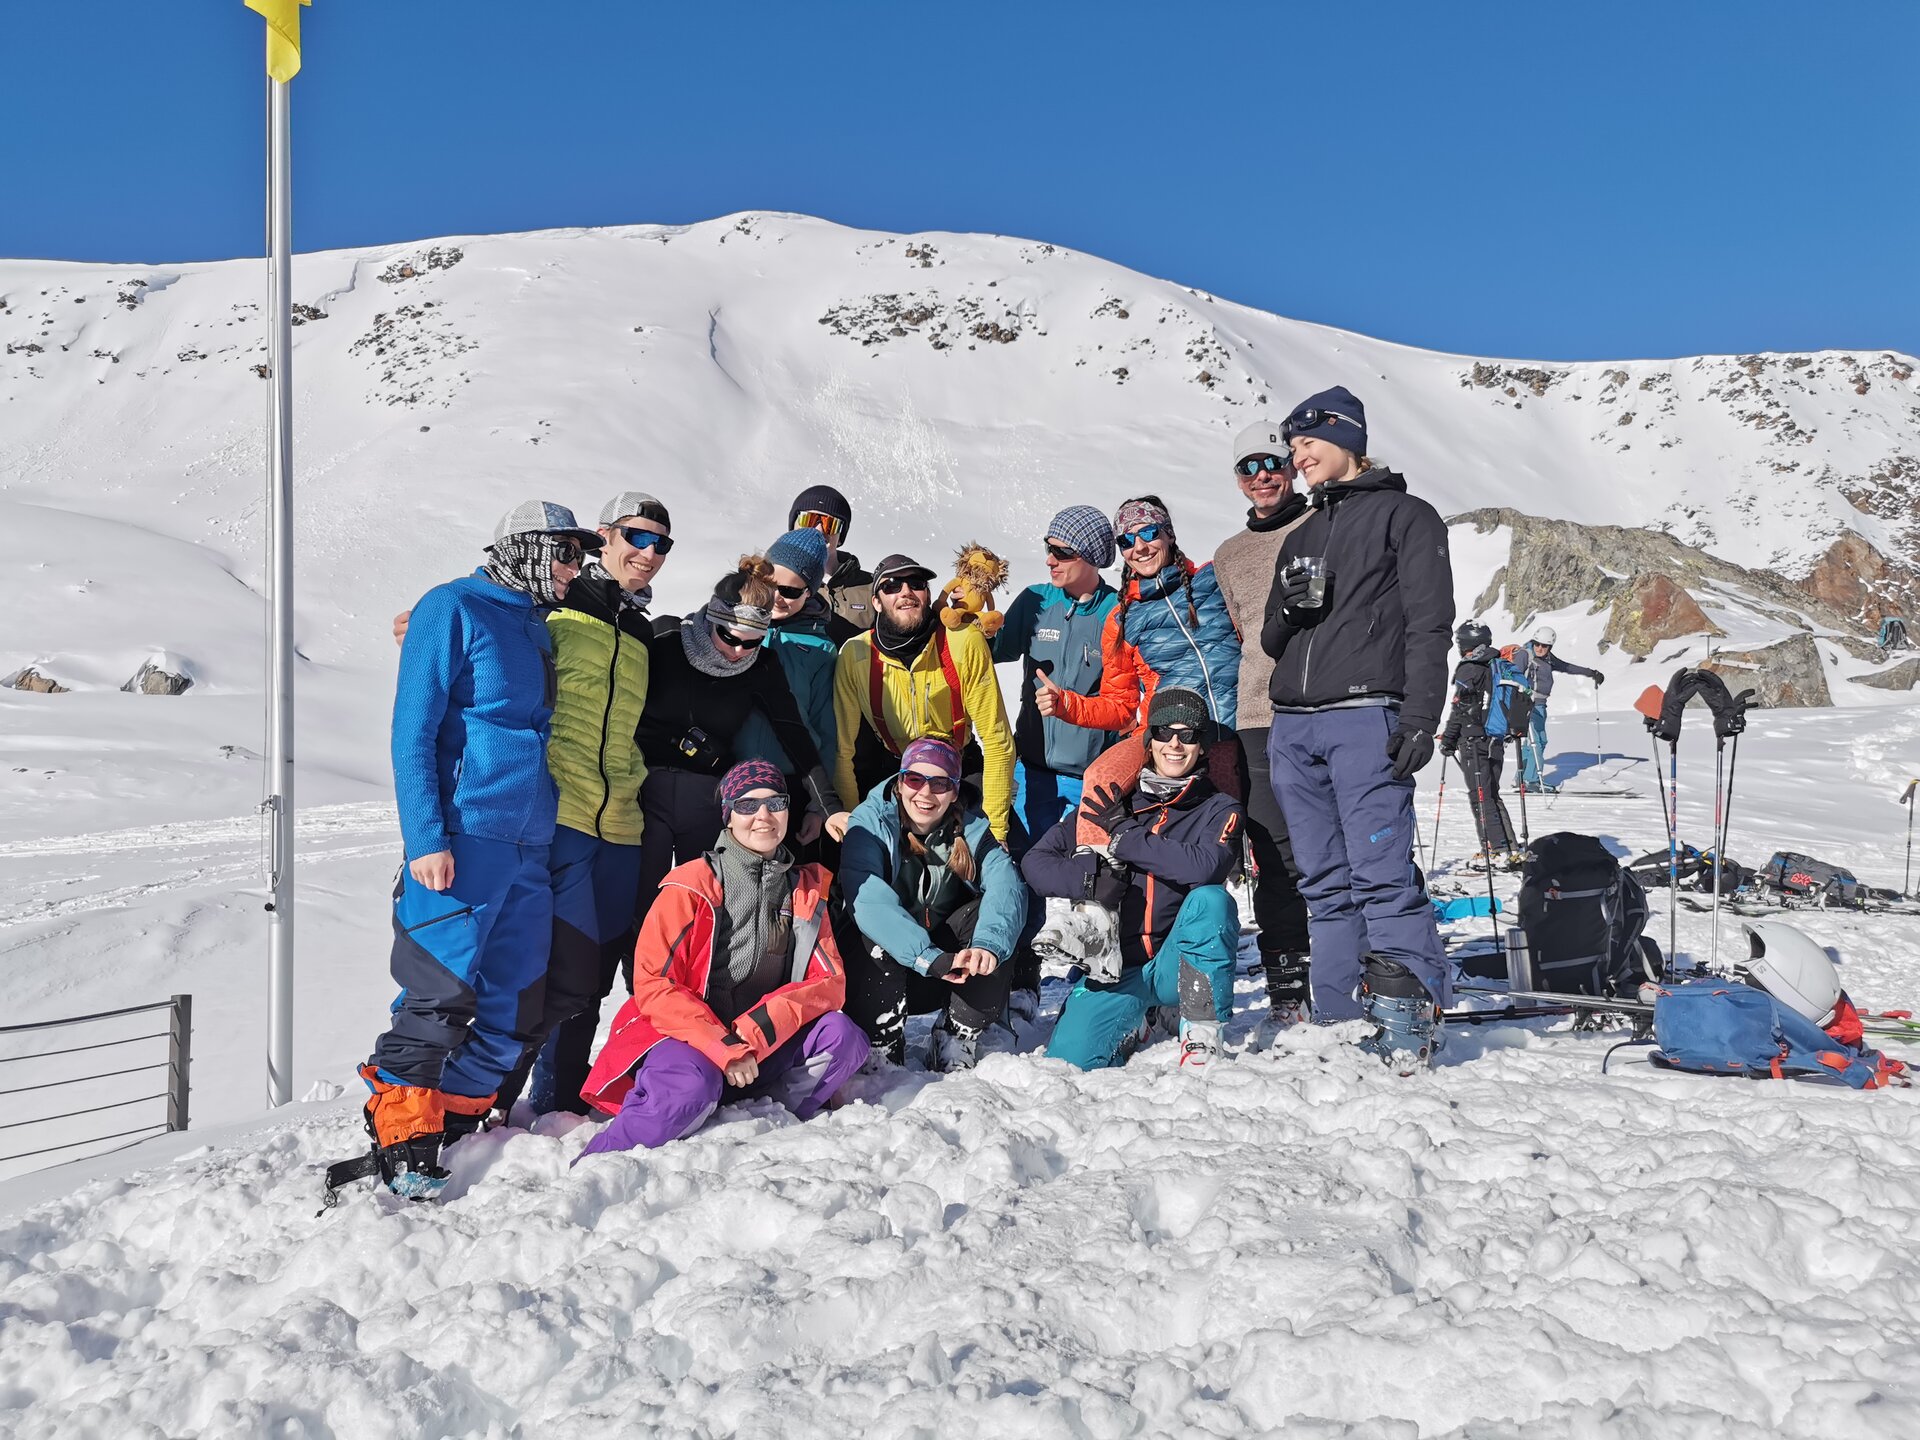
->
[1267,707,1451,1018]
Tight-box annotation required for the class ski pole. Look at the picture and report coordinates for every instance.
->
[1593,678,1603,772]
[1708,738,1726,971]
[1473,771,1501,944]
[1512,735,1531,852]
[1666,736,1681,974]
[1430,755,1449,869]
[1903,780,1917,898]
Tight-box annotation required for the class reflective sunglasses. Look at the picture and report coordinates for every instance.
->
[547,538,585,566]
[1118,524,1164,550]
[1149,723,1201,744]
[728,793,792,817]
[1235,455,1291,478]
[616,526,675,554]
[876,575,930,596]
[898,770,958,796]
[715,625,766,649]
[1044,541,1081,563]
[1281,408,1360,442]
[772,581,810,601]
[794,509,847,542]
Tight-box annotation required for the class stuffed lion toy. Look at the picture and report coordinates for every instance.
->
[937,542,1011,639]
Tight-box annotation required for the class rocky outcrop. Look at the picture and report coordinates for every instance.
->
[5,667,68,693]
[1604,574,1721,657]
[1702,634,1832,708]
[121,655,193,695]
[1850,657,1920,691]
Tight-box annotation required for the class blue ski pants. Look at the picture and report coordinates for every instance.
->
[1520,706,1549,787]
[1045,886,1237,1070]
[369,832,554,1100]
[1267,707,1451,1018]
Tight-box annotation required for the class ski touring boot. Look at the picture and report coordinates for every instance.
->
[929,1011,984,1072]
[1032,899,1122,982]
[1177,958,1226,1069]
[1262,952,1313,1028]
[1357,955,1442,1075]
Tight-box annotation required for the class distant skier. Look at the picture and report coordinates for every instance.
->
[788,485,874,638]
[357,501,600,1199]
[1260,386,1454,1072]
[1512,626,1604,792]
[1211,419,1314,1027]
[1439,621,1519,869]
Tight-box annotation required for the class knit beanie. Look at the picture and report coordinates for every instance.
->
[1113,497,1173,544]
[719,759,787,816]
[788,484,853,537]
[899,736,962,780]
[1285,386,1368,455]
[1146,685,1209,732]
[1046,505,1116,569]
[766,528,829,591]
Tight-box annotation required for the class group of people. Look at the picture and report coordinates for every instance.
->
[352,383,1503,1200]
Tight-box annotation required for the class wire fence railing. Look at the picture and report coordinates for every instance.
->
[0,995,192,1174]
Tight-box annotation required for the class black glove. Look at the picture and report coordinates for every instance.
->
[1080,783,1134,836]
[1277,565,1331,626]
[1090,857,1130,909]
[1591,670,1606,685]
[1386,725,1435,781]
[1438,733,1457,758]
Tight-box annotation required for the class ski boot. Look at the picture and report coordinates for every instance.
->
[1178,1019,1222,1068]
[1033,900,1121,983]
[1357,956,1442,1074]
[1261,952,1313,1028]
[929,1011,984,1072]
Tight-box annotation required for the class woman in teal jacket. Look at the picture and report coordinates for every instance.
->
[838,738,1027,1070]
[736,528,839,780]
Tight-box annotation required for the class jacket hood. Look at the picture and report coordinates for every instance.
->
[1310,467,1409,510]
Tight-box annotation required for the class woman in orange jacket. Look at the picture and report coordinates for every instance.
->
[576,760,869,1155]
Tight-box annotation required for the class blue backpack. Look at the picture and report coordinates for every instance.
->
[1651,982,1890,1088]
[1484,656,1530,740]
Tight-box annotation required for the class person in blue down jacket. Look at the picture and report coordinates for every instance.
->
[1021,687,1245,1072]
[1260,386,1454,1075]
[358,500,600,1200]
[838,738,1027,1071]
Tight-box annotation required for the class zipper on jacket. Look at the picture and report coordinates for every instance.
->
[1163,590,1221,721]
[592,622,620,837]
[1297,501,1340,695]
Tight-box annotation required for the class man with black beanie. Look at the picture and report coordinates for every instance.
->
[789,485,874,638]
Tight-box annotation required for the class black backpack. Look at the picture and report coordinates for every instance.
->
[1759,851,1861,908]
[1515,832,1660,996]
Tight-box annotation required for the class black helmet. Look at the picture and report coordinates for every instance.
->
[1455,621,1491,652]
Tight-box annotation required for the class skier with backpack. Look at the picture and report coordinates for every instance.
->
[1439,621,1522,870]
[1512,627,1604,792]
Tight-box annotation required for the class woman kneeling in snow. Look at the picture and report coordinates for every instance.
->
[575,760,868,1156]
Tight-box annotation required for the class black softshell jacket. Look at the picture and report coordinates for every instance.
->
[1259,470,1454,732]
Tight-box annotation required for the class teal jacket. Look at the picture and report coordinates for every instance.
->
[991,580,1120,778]
[840,778,1027,976]
[735,596,840,779]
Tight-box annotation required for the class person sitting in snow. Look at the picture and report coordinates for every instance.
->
[1020,687,1245,1071]
[838,738,1028,1071]
[574,761,869,1156]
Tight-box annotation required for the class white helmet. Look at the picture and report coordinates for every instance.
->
[1735,920,1841,1027]
[1531,626,1557,646]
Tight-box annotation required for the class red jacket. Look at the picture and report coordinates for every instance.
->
[581,855,846,1114]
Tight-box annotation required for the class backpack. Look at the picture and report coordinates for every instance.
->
[1484,656,1532,741]
[1513,832,1658,996]
[1760,851,1861,908]
[1651,982,1895,1088]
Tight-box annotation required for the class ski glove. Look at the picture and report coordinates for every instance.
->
[1080,783,1135,836]
[1438,733,1457,757]
[1386,725,1435,781]
[1089,856,1130,910]
[1277,564,1331,626]
[1591,670,1607,685]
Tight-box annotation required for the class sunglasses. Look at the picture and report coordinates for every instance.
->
[1044,541,1081,563]
[616,526,675,554]
[898,770,958,796]
[794,510,846,542]
[876,576,930,596]
[715,626,766,649]
[772,582,810,601]
[728,794,791,817]
[1282,408,1360,442]
[1149,723,1201,744]
[1118,524,1164,550]
[1235,455,1292,478]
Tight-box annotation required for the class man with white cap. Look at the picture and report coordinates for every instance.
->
[1512,625,1604,792]
[1212,420,1315,1027]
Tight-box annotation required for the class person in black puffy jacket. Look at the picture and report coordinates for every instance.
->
[1259,386,1453,1073]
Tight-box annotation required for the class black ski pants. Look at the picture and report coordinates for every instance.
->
[1457,736,1514,855]
[840,897,1012,1063]
[1238,726,1311,956]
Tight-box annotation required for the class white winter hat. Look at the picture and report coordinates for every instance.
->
[1531,626,1558,646]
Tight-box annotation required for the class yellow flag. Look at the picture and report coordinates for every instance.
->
[245,0,311,83]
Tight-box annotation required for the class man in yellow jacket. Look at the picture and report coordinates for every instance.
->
[832,554,1016,841]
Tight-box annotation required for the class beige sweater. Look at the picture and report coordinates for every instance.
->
[1211,506,1313,731]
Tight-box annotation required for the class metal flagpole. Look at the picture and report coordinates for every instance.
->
[263,73,296,1108]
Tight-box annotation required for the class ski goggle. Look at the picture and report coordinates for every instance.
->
[1235,455,1292,478]
[728,794,791,817]
[1149,723,1201,743]
[1118,524,1165,550]
[793,510,846,542]
[898,771,958,796]
[616,526,675,554]
[876,575,930,595]
[1044,541,1081,563]
[715,625,766,650]
[772,581,810,601]
[1282,408,1361,442]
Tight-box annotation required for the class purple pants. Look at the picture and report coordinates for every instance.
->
[577,1011,869,1158]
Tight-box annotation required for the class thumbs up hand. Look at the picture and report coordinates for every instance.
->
[1034,667,1063,718]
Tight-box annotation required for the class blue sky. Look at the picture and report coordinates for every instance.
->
[4,1,1914,361]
